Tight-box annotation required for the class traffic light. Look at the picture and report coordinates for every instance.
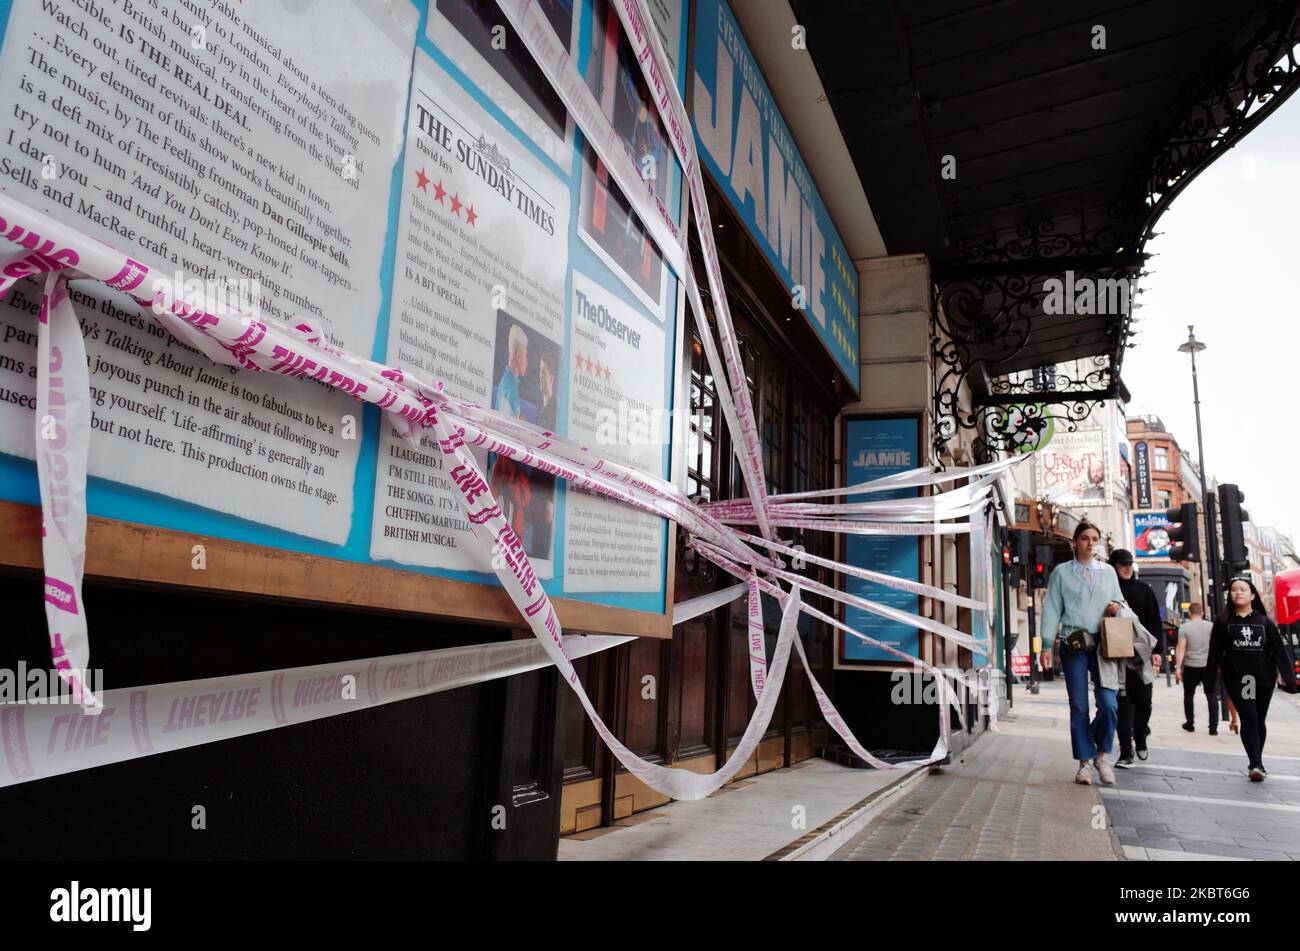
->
[1032,544,1053,589]
[1219,483,1249,571]
[1016,529,1032,565]
[1165,501,1199,562]
[1008,529,1031,584]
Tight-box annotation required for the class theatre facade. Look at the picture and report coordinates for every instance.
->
[5,0,1292,859]
[0,0,1005,860]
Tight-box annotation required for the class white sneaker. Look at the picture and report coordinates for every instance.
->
[1094,757,1116,785]
[1075,764,1093,785]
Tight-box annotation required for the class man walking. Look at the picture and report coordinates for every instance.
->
[1176,603,1218,734]
[1110,550,1163,767]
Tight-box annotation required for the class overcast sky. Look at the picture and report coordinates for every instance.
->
[1124,87,1300,545]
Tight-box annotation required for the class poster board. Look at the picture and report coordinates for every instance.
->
[1035,423,1110,507]
[836,414,922,666]
[0,0,689,636]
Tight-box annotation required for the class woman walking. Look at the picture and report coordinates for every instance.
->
[1040,522,1127,785]
[1206,577,1298,781]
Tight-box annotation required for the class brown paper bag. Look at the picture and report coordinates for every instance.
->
[1101,617,1136,660]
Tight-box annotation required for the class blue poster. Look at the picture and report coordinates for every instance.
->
[692,0,860,389]
[842,417,920,662]
[1134,512,1171,558]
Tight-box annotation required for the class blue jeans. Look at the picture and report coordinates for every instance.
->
[1061,644,1117,761]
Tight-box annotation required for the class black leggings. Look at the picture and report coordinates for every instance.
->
[1182,665,1218,730]
[1221,672,1276,769]
[1117,668,1152,757]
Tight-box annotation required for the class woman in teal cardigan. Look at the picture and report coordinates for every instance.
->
[1039,521,1127,785]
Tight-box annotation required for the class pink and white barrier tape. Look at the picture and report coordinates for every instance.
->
[0,0,1024,795]
[0,633,629,788]
[0,205,974,789]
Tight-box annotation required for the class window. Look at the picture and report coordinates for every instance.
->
[1154,446,1169,470]
[686,332,719,503]
[1157,490,1173,510]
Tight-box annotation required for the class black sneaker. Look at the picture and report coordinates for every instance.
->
[1181,722,1195,732]
[1208,727,1218,736]
[1115,755,1135,769]
[1136,748,1149,761]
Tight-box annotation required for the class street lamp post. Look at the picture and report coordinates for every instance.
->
[1178,326,1222,618]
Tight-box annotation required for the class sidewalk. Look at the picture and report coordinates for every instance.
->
[558,757,928,861]
[557,675,1300,861]
[832,681,1120,861]
[832,676,1300,861]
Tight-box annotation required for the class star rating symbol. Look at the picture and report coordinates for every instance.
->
[450,193,463,215]
[465,204,478,227]
[433,180,447,204]
[415,168,430,192]
[572,352,613,382]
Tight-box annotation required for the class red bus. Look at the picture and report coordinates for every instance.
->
[1275,568,1300,679]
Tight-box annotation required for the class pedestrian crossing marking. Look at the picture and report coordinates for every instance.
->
[1128,763,1300,781]
[1102,788,1300,812]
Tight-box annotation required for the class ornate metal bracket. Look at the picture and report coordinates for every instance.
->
[931,261,1135,463]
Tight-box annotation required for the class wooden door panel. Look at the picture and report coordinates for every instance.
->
[562,654,600,781]
[623,636,665,757]
[725,615,753,740]
[676,618,713,756]
[787,645,810,730]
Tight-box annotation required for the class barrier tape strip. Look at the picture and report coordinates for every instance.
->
[671,582,747,625]
[747,575,765,700]
[0,634,630,788]
[33,271,96,709]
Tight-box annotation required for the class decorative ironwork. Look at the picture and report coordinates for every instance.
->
[931,261,1132,463]
[982,356,1114,403]
[955,214,1128,266]
[1133,0,1300,249]
[929,2,1300,465]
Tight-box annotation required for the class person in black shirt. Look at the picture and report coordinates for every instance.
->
[1206,577,1299,781]
[1110,550,1163,766]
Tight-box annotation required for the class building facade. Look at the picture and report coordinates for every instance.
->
[4,0,1299,860]
[1126,415,1204,615]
